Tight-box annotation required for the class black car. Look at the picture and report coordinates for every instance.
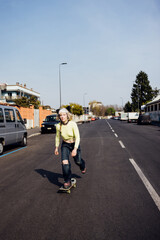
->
[137,113,151,125]
[41,114,60,133]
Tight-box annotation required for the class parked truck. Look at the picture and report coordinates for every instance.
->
[128,112,139,123]
[120,112,128,121]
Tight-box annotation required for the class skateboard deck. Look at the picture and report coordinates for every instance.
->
[59,178,77,194]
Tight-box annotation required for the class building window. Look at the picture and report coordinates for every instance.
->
[155,104,157,111]
[8,92,12,99]
[151,105,153,111]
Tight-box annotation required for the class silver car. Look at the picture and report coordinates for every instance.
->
[0,105,27,155]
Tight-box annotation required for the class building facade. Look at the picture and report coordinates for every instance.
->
[145,94,160,122]
[0,82,40,104]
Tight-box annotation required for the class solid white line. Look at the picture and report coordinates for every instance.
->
[114,133,118,138]
[129,158,160,211]
[119,140,125,148]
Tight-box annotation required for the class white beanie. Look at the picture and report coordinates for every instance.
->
[59,108,69,114]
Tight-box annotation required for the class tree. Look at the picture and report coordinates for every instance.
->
[153,87,159,98]
[105,107,115,116]
[62,103,83,116]
[131,71,155,112]
[28,96,41,109]
[124,101,132,112]
[43,105,51,110]
[14,96,40,109]
[14,97,29,108]
[89,100,104,116]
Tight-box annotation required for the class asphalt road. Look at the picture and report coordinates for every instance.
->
[0,119,160,240]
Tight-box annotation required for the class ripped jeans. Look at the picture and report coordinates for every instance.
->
[61,141,85,183]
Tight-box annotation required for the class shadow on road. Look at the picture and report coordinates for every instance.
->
[35,169,81,187]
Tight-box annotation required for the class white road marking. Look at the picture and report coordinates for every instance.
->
[28,133,41,138]
[129,158,160,212]
[106,120,118,138]
[106,120,111,128]
[119,140,125,148]
[106,119,160,211]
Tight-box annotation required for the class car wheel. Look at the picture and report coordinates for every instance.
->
[0,141,4,155]
[21,135,27,147]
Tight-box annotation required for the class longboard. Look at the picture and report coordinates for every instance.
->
[59,178,76,194]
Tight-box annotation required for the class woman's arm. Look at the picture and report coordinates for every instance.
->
[55,124,60,155]
[73,122,80,148]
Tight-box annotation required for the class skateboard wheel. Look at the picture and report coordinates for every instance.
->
[67,190,71,194]
[73,184,76,188]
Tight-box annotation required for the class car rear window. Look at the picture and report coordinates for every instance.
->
[45,116,57,122]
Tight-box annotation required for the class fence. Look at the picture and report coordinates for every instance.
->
[0,102,87,128]
[15,105,52,129]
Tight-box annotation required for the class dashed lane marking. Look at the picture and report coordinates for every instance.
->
[119,140,125,148]
[106,119,160,211]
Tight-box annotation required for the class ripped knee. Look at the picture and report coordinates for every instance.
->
[62,160,69,165]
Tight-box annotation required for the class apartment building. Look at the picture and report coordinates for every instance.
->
[0,82,40,104]
[145,94,160,122]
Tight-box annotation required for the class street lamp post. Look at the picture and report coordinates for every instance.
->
[59,62,67,108]
[120,97,123,110]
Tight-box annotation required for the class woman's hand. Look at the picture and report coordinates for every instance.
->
[55,147,59,155]
[71,148,77,157]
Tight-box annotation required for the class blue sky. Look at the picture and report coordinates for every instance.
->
[0,0,160,109]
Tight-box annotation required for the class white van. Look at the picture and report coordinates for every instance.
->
[0,105,27,155]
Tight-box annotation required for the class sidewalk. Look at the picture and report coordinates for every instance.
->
[27,127,41,138]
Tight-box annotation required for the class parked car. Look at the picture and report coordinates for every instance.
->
[91,117,96,121]
[113,116,119,120]
[0,105,27,155]
[41,114,60,133]
[137,113,151,125]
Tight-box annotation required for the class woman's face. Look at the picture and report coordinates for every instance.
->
[60,112,68,123]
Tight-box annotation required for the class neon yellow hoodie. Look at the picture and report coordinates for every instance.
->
[55,121,80,149]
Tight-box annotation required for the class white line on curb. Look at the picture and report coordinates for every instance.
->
[119,140,125,148]
[129,158,160,212]
[28,133,41,138]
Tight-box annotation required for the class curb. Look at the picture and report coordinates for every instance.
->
[28,133,41,138]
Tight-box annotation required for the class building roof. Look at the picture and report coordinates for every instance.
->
[0,83,40,98]
[146,95,160,106]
